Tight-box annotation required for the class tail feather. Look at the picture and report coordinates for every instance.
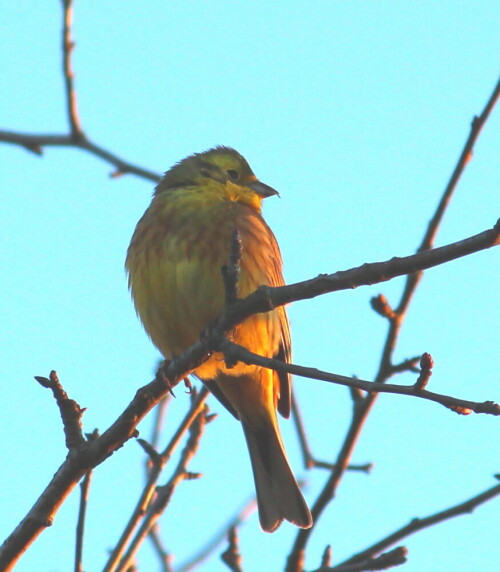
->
[242,419,312,532]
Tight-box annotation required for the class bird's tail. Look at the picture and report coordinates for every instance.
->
[242,414,312,532]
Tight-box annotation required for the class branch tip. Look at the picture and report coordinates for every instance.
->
[136,438,161,465]
[221,526,243,572]
[371,293,396,320]
[320,544,332,568]
[414,352,434,390]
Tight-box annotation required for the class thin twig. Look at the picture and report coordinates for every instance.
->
[221,341,499,416]
[0,0,161,182]
[61,0,82,137]
[291,392,315,469]
[321,547,408,571]
[421,75,500,251]
[220,527,244,572]
[148,525,174,572]
[34,371,87,449]
[0,130,161,182]
[74,469,92,572]
[291,393,373,472]
[145,393,172,566]
[338,481,500,567]
[148,394,171,460]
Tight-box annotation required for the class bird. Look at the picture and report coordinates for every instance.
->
[126,146,312,532]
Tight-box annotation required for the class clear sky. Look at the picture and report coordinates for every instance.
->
[1,2,499,571]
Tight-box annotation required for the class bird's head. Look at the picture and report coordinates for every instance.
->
[156,146,278,209]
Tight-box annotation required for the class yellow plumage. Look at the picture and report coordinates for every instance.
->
[126,146,312,532]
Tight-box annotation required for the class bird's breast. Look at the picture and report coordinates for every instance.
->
[127,194,283,377]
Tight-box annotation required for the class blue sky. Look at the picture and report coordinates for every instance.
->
[1,2,499,571]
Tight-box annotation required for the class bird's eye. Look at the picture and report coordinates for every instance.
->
[226,169,239,181]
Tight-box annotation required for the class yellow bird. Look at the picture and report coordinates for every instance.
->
[126,146,312,532]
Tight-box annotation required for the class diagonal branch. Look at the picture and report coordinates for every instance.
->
[0,129,161,182]
[422,75,500,251]
[226,221,499,328]
[338,480,500,567]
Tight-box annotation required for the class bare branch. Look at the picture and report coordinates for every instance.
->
[421,75,500,251]
[147,525,174,572]
[339,481,500,567]
[0,129,161,182]
[0,1,161,182]
[220,527,244,572]
[61,0,82,137]
[291,391,315,470]
[313,547,408,571]
[291,393,373,473]
[74,468,92,572]
[34,371,87,449]
[221,341,499,416]
[226,222,499,330]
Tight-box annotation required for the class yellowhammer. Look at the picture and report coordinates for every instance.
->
[126,146,312,532]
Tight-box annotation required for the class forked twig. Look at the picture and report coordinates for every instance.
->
[0,0,160,181]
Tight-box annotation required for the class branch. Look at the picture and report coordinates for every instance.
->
[338,480,500,567]
[0,130,161,182]
[74,468,93,572]
[220,527,244,572]
[0,1,161,182]
[421,75,500,251]
[34,371,87,449]
[312,547,408,571]
[224,222,499,330]
[61,0,82,137]
[221,342,499,416]
[0,375,168,570]
[147,525,174,572]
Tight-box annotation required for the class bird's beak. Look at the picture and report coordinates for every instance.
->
[248,180,280,198]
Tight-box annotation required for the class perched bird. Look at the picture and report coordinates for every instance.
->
[126,146,312,532]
